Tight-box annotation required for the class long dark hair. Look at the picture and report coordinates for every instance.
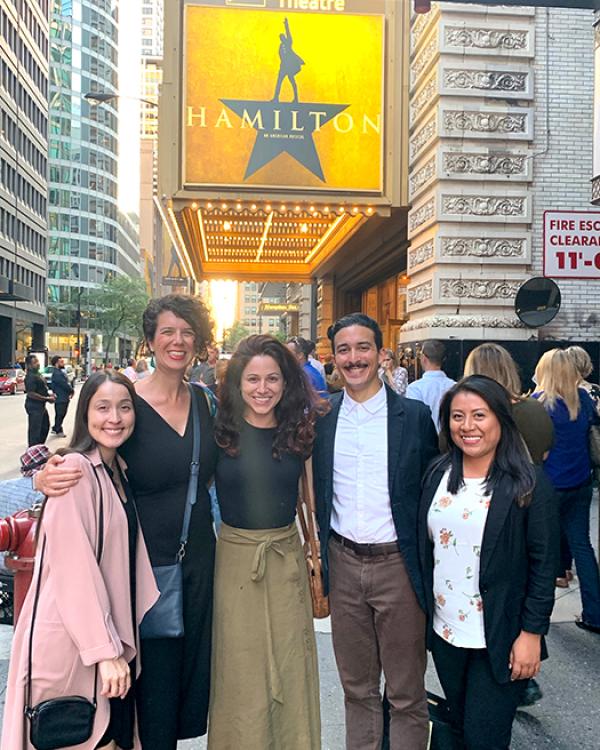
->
[57,370,137,457]
[215,334,328,459]
[433,375,535,506]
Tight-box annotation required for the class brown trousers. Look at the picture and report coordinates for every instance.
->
[328,537,429,750]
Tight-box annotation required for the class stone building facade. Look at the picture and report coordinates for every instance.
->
[405,2,597,344]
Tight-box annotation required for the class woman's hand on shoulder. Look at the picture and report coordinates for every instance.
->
[509,630,541,681]
[99,656,131,699]
[34,454,82,497]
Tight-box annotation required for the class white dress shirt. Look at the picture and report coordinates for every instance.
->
[405,370,456,431]
[331,384,397,543]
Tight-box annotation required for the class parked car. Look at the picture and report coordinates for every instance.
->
[0,369,25,396]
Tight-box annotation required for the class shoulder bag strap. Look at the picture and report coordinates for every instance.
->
[297,457,321,563]
[26,459,104,711]
[177,385,201,562]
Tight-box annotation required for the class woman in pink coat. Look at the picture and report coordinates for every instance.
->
[1,371,159,750]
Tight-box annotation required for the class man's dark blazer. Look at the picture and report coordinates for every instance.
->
[312,383,439,610]
[418,464,559,684]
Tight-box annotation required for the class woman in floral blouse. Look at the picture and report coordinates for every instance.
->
[418,375,558,750]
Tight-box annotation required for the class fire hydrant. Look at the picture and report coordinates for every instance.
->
[0,506,40,624]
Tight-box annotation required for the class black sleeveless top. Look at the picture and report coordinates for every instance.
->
[215,421,302,530]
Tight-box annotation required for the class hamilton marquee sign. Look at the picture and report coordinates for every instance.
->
[183,2,385,193]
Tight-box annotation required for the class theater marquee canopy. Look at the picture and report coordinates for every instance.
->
[160,0,408,281]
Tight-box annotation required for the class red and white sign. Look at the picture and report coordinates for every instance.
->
[544,210,600,278]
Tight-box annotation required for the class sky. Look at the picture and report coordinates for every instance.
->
[117,0,142,215]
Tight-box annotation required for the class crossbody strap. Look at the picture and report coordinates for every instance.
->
[177,385,201,562]
[26,460,104,711]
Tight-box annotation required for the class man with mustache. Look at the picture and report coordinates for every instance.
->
[312,313,438,750]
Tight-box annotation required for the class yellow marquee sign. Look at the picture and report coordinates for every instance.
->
[183,3,385,193]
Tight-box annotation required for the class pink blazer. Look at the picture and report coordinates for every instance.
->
[1,449,159,750]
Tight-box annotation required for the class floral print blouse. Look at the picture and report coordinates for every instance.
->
[427,470,491,648]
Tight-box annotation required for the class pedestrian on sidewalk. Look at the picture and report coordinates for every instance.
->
[533,349,600,634]
[312,313,439,750]
[35,294,219,749]
[1,370,159,750]
[209,334,325,749]
[406,340,455,431]
[50,355,74,437]
[419,376,559,750]
[24,355,54,447]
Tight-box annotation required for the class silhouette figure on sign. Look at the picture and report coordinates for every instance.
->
[272,18,304,103]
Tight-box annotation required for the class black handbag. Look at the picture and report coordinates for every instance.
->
[25,463,104,750]
[140,387,201,639]
[427,692,462,750]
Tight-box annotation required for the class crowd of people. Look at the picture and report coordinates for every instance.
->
[0,293,599,750]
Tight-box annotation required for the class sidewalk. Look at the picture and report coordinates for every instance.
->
[0,557,598,748]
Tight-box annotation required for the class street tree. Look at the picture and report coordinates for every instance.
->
[222,321,250,352]
[88,275,149,364]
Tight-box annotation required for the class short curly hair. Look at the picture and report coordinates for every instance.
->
[142,294,213,353]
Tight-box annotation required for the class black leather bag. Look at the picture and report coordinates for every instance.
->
[27,696,96,750]
[140,387,201,639]
[25,463,104,750]
[427,692,462,750]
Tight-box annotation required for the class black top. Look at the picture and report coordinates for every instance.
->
[118,387,217,567]
[98,464,138,750]
[215,421,302,530]
[25,371,48,407]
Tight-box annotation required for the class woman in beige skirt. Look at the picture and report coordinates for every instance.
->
[209,334,327,749]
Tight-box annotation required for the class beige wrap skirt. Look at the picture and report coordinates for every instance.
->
[208,521,321,750]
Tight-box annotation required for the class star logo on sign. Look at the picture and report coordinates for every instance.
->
[220,100,349,182]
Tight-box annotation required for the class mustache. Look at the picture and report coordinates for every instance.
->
[342,362,368,369]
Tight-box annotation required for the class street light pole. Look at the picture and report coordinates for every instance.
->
[76,286,82,367]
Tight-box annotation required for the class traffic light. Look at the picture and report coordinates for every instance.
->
[83,334,90,354]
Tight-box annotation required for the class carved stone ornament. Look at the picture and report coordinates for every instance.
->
[439,279,521,300]
[401,314,524,332]
[409,198,436,233]
[441,237,526,259]
[410,75,437,127]
[411,36,439,87]
[408,239,435,270]
[444,27,528,52]
[443,110,527,135]
[443,153,527,177]
[442,196,526,217]
[410,117,437,160]
[410,158,436,196]
[408,281,433,307]
[443,69,528,93]
[411,7,437,54]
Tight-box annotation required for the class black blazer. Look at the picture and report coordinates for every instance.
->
[418,464,559,684]
[312,384,439,609]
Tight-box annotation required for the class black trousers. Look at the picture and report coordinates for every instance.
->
[53,400,69,432]
[431,633,525,750]
[25,403,49,446]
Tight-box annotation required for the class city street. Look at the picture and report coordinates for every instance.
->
[0,395,599,748]
[0,387,78,481]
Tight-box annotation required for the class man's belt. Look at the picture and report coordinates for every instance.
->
[330,529,399,557]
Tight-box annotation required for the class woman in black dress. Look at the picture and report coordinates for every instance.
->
[209,335,326,749]
[36,294,217,750]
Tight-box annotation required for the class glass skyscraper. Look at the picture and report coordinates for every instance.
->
[47,0,140,362]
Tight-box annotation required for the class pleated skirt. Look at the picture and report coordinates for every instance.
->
[208,521,321,750]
